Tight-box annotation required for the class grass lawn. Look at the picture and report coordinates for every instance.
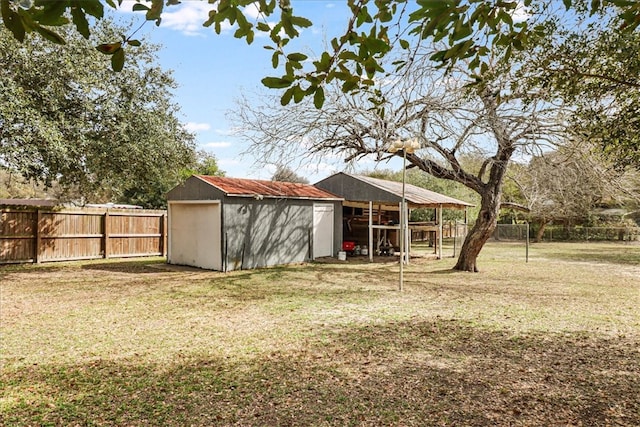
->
[1,241,639,426]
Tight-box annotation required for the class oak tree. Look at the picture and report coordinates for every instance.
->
[0,19,196,207]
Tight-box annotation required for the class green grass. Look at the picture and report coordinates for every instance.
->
[1,241,639,426]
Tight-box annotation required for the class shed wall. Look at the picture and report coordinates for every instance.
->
[315,173,402,204]
[166,176,225,201]
[222,198,342,270]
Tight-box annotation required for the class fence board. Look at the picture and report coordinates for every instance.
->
[0,207,167,265]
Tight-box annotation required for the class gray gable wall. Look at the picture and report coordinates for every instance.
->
[315,172,402,204]
[166,175,226,201]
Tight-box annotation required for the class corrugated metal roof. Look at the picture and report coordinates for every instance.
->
[196,175,342,200]
[349,174,474,208]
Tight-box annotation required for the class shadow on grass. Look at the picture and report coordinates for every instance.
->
[3,319,638,426]
[80,259,169,274]
[0,258,167,277]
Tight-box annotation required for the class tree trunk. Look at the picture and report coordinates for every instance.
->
[454,187,501,272]
[535,220,550,243]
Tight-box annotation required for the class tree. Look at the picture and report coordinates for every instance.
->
[522,11,640,170]
[0,19,196,208]
[0,169,49,199]
[232,52,564,271]
[271,166,309,184]
[180,151,226,179]
[507,142,628,242]
[3,1,639,105]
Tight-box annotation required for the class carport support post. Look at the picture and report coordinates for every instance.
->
[404,204,410,265]
[399,201,404,292]
[368,201,373,262]
[438,205,443,260]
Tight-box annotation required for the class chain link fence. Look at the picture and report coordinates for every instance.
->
[493,224,640,242]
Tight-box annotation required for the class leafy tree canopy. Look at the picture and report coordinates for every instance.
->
[2,0,638,107]
[520,10,640,170]
[0,19,196,208]
[180,151,226,179]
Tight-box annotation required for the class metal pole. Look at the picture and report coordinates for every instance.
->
[368,201,373,262]
[405,204,410,265]
[399,149,406,291]
[437,205,443,260]
[526,222,529,263]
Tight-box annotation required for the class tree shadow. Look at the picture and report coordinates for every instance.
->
[3,319,638,426]
[80,259,169,274]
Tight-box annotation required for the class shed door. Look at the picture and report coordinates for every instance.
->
[313,204,334,258]
[168,201,221,270]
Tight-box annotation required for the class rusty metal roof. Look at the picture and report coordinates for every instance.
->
[196,175,342,200]
[349,174,474,208]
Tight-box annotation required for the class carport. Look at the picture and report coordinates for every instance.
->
[314,173,474,260]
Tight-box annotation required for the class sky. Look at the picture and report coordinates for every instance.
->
[110,1,385,183]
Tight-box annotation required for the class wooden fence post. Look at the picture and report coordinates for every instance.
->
[104,210,110,259]
[35,209,41,263]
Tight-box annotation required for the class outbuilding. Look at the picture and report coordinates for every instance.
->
[166,175,342,271]
[314,172,474,259]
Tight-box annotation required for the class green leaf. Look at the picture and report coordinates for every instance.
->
[399,38,410,49]
[290,15,312,28]
[313,86,325,109]
[127,39,141,47]
[261,76,293,89]
[286,52,308,62]
[71,6,90,39]
[132,3,150,12]
[256,22,270,32]
[356,5,372,27]
[34,25,66,44]
[35,1,69,26]
[341,77,359,92]
[111,48,125,72]
[77,0,104,19]
[292,85,305,103]
[146,0,163,23]
[2,0,26,42]
[96,42,122,54]
[281,87,294,105]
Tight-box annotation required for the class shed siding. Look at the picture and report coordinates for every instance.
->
[166,176,225,201]
[223,198,313,271]
[315,173,402,204]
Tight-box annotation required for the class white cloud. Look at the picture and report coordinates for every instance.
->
[511,2,531,23]
[200,141,232,149]
[118,1,254,36]
[185,122,211,132]
[162,2,229,36]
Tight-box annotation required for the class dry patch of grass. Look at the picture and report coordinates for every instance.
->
[1,242,639,426]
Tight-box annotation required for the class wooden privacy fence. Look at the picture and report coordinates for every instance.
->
[0,207,167,264]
